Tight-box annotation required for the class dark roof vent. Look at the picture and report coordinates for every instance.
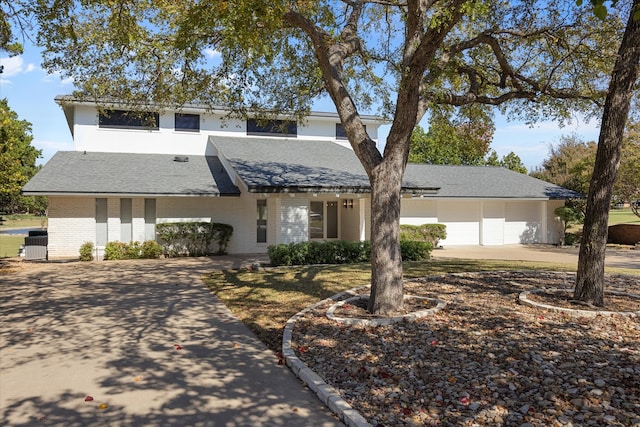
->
[174,156,189,162]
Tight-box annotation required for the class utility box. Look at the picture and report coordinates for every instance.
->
[24,235,48,260]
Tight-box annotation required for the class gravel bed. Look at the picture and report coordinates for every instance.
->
[292,271,640,426]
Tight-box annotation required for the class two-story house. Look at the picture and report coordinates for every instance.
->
[23,96,577,259]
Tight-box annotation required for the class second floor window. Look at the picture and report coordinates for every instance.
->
[98,109,159,130]
[247,119,297,137]
[175,113,200,132]
[336,123,366,140]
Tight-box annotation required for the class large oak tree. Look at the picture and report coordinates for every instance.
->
[33,0,625,314]
[575,0,640,306]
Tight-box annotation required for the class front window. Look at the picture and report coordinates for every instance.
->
[309,201,338,239]
[257,199,267,243]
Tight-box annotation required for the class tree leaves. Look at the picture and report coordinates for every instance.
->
[0,99,42,213]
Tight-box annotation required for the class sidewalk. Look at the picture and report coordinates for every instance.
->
[0,256,341,426]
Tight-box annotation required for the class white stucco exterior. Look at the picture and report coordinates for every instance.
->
[30,99,567,259]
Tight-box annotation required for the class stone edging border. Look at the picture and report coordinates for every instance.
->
[519,288,640,317]
[282,285,373,427]
[326,295,447,327]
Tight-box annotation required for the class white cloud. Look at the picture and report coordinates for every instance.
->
[0,55,39,77]
[204,48,221,59]
[0,56,25,77]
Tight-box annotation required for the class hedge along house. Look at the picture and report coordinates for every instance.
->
[23,96,579,259]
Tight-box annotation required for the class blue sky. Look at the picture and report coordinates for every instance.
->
[1,43,601,172]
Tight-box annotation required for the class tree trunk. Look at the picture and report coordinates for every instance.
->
[368,158,405,315]
[574,2,640,306]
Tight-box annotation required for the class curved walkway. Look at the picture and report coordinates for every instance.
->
[0,256,341,426]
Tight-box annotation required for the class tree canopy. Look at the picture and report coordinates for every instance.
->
[25,0,630,313]
[531,134,598,195]
[532,126,640,214]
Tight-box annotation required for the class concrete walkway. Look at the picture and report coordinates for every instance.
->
[0,256,341,426]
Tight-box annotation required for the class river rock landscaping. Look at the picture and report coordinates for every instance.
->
[291,271,640,426]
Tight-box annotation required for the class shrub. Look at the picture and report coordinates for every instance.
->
[400,240,433,261]
[156,221,233,256]
[103,240,163,260]
[400,224,447,247]
[104,241,128,260]
[141,240,163,258]
[267,239,429,266]
[79,241,94,261]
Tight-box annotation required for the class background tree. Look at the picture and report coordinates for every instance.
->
[485,150,528,174]
[530,134,597,195]
[409,108,494,165]
[554,205,585,246]
[33,0,624,314]
[613,121,640,217]
[0,98,43,213]
[575,0,640,307]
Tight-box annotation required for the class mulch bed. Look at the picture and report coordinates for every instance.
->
[293,271,640,426]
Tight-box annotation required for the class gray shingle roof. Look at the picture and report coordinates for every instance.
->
[210,136,373,193]
[22,151,240,196]
[211,136,578,199]
[23,139,579,200]
[404,164,581,199]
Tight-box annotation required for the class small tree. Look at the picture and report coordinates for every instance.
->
[554,206,585,246]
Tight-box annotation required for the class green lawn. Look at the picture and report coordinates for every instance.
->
[0,214,47,258]
[0,235,25,258]
[205,259,639,353]
[0,214,47,229]
[609,207,640,225]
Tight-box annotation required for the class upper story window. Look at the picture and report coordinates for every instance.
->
[175,113,200,132]
[98,109,159,130]
[336,123,366,140]
[247,119,297,137]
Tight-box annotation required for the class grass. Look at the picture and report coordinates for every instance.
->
[204,259,640,353]
[0,214,48,229]
[0,214,47,259]
[609,207,640,225]
[0,235,26,258]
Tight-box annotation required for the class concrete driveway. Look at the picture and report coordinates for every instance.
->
[431,244,640,270]
[0,256,341,426]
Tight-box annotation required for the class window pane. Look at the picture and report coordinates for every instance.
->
[175,113,200,131]
[309,201,324,239]
[336,123,365,140]
[257,199,267,243]
[327,201,338,239]
[247,119,297,136]
[99,109,159,130]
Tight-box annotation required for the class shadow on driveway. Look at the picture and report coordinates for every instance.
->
[1,257,341,426]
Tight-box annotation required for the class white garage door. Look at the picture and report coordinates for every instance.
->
[438,200,480,245]
[505,201,542,244]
